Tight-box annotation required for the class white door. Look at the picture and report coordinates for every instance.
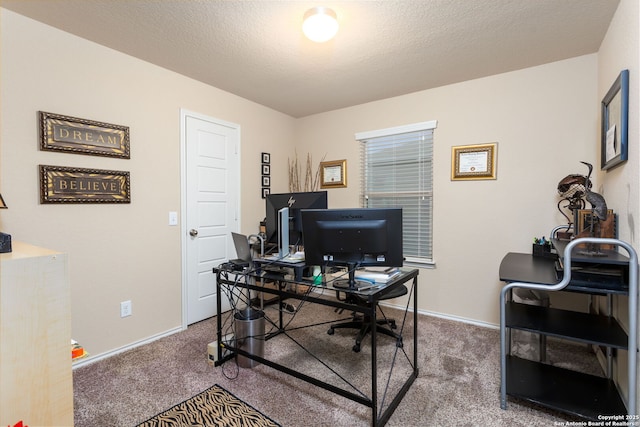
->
[182,110,239,325]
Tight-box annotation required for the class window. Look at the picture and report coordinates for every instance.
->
[356,121,437,265]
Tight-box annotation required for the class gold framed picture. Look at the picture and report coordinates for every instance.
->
[40,111,130,159]
[39,164,131,204]
[451,143,497,181]
[320,159,347,188]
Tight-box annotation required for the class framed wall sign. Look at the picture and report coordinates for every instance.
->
[40,165,131,204]
[320,159,347,188]
[451,143,497,181]
[261,152,270,198]
[40,111,130,159]
[601,69,629,171]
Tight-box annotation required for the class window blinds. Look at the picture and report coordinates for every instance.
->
[357,122,435,263]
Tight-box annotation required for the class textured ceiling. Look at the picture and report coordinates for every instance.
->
[1,0,619,117]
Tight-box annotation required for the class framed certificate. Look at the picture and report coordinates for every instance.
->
[320,159,347,188]
[451,143,497,181]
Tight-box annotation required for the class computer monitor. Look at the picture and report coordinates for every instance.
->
[301,208,403,289]
[264,191,328,250]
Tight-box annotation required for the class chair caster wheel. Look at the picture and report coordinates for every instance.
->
[327,328,334,335]
[353,344,361,352]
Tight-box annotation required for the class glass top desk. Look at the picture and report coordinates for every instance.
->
[213,264,419,427]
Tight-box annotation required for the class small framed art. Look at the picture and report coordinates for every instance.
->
[320,159,347,188]
[451,143,497,181]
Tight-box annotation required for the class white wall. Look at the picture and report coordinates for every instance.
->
[0,9,295,356]
[295,54,599,324]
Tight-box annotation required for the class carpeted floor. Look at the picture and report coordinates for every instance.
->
[73,292,604,426]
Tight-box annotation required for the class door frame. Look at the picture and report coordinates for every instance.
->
[180,108,241,329]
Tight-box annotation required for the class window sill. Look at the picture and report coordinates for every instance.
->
[404,259,436,269]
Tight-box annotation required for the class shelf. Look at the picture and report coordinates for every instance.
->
[499,252,628,295]
[500,237,638,419]
[506,302,628,349]
[506,355,627,420]
[552,239,629,266]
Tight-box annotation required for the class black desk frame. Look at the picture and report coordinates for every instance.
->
[214,266,419,427]
[499,237,638,419]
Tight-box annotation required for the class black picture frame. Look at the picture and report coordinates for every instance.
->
[262,187,270,199]
[262,152,270,164]
[262,176,270,187]
[262,164,270,175]
[601,70,629,171]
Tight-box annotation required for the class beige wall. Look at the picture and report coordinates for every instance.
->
[295,54,599,323]
[0,9,295,356]
[595,0,639,409]
[598,0,639,248]
[1,2,638,387]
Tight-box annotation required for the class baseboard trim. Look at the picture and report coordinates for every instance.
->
[74,303,498,369]
[418,308,498,330]
[313,284,499,330]
[380,300,498,330]
[72,325,184,369]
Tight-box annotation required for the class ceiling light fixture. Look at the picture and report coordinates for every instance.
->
[302,7,339,43]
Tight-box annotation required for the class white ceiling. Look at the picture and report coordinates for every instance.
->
[1,0,620,118]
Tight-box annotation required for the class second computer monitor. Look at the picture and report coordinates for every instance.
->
[264,191,328,248]
[301,208,403,288]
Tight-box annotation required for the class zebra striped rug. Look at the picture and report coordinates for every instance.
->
[137,384,281,427]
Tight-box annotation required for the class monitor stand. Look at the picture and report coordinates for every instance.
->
[277,207,290,258]
[333,262,371,290]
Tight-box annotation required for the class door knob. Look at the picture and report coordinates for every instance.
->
[189,229,198,237]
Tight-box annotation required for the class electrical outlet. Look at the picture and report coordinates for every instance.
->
[120,300,132,318]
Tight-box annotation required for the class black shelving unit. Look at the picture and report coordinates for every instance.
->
[499,237,638,419]
[506,356,627,419]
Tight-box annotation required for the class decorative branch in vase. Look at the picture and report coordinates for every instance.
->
[289,152,326,192]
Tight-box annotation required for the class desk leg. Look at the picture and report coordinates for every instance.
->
[413,277,418,373]
[216,271,222,362]
[371,298,378,427]
[278,280,284,331]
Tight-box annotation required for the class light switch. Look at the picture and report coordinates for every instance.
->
[169,211,178,226]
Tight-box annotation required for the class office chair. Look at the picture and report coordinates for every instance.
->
[327,284,408,352]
